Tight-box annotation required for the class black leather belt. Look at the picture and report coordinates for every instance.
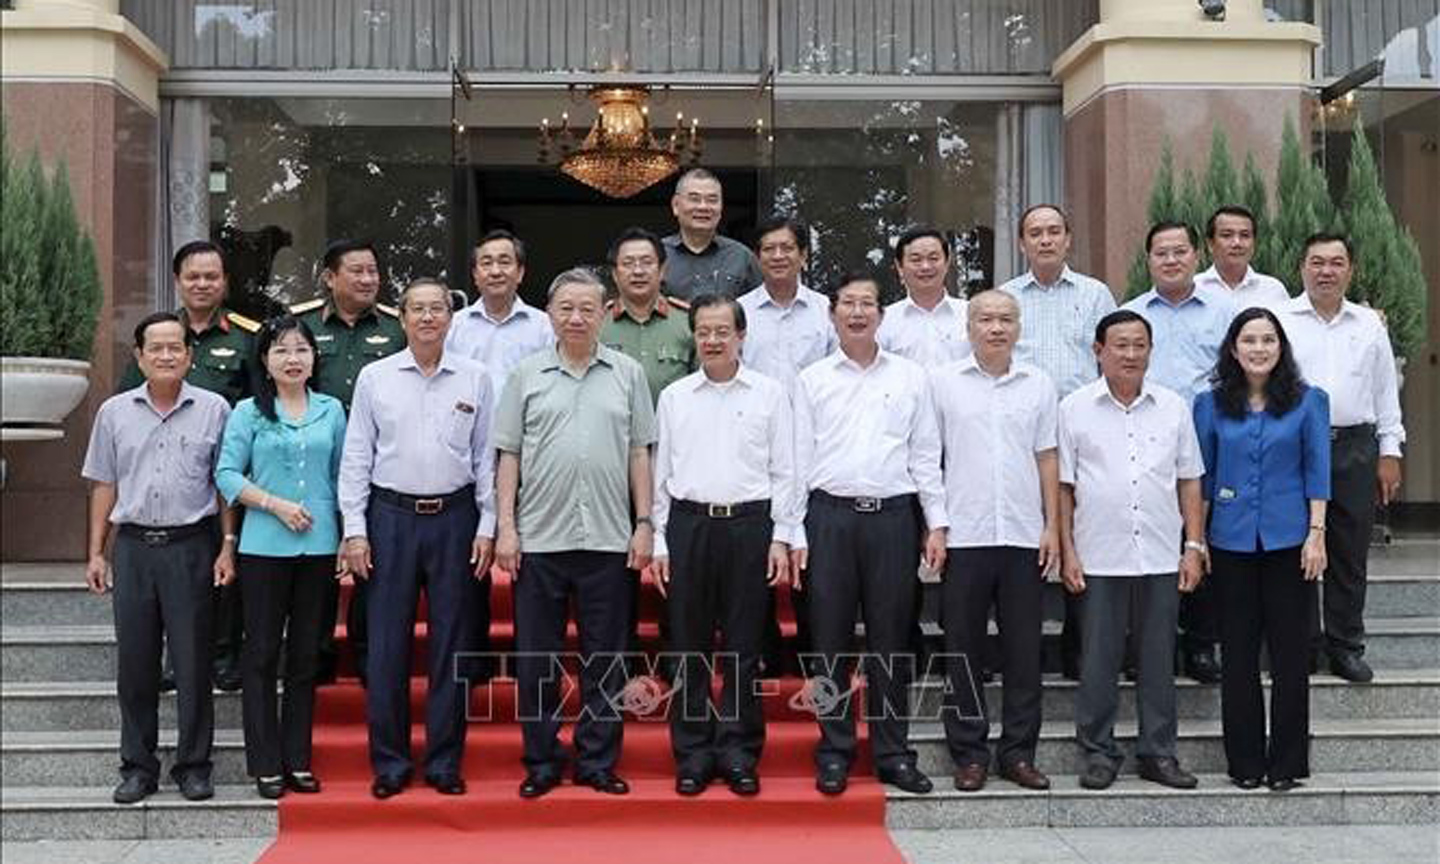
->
[674,499,770,519]
[811,490,916,514]
[118,519,213,546]
[371,484,473,515]
[1331,423,1375,441]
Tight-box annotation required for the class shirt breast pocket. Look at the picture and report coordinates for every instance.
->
[445,405,477,454]
[177,435,217,480]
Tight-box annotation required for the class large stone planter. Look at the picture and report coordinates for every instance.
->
[0,357,92,439]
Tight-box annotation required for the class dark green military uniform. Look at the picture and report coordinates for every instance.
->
[290,294,404,686]
[600,295,696,404]
[290,297,405,411]
[117,308,259,405]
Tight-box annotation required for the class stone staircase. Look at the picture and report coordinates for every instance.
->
[3,538,1437,841]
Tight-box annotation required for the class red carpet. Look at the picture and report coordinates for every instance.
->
[256,569,907,864]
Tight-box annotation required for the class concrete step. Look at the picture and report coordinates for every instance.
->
[5,716,1437,788]
[884,770,1440,829]
[0,784,276,842]
[5,542,1434,629]
[6,671,1438,733]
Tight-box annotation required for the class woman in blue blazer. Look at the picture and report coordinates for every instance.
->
[1193,306,1330,793]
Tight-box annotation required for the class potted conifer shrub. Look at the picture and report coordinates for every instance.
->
[1,123,102,436]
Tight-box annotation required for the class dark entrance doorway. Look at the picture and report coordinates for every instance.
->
[464,166,763,307]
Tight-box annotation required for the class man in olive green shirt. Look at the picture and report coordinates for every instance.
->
[495,267,656,799]
[116,240,257,693]
[290,239,406,684]
[600,227,695,404]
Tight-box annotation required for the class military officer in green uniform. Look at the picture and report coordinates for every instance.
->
[291,239,405,684]
[117,240,258,692]
[118,240,258,405]
[601,227,696,404]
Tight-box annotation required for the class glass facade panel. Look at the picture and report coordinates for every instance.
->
[203,98,454,319]
[767,98,1001,301]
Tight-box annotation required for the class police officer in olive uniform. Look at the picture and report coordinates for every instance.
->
[117,240,258,693]
[599,227,695,675]
[291,239,405,684]
[601,227,696,403]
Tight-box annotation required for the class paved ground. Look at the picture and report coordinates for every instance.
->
[3,826,1437,864]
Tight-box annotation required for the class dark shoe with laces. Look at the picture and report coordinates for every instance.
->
[113,775,158,805]
[999,761,1050,790]
[575,771,629,795]
[725,766,760,797]
[953,763,988,792]
[177,773,214,801]
[256,776,286,800]
[425,774,467,795]
[371,775,408,799]
[1184,648,1222,685]
[877,763,933,795]
[1267,777,1303,792]
[676,774,708,796]
[519,772,561,799]
[816,763,848,796]
[1138,757,1198,789]
[1231,776,1263,790]
[284,771,321,794]
[1079,761,1118,790]
[1328,651,1374,683]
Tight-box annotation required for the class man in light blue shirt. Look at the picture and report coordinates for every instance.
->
[1122,220,1236,686]
[445,229,554,401]
[1122,221,1236,406]
[338,278,496,800]
[998,204,1117,399]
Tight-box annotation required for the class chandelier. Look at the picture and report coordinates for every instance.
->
[538,85,702,198]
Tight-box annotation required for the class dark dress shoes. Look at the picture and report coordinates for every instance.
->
[1000,761,1050,790]
[816,763,848,796]
[1328,651,1374,683]
[425,774,467,795]
[953,763,988,792]
[1184,649,1222,684]
[284,771,322,794]
[575,771,629,795]
[177,773,214,801]
[725,767,760,797]
[519,772,561,799]
[1079,761,1118,790]
[1267,777,1303,792]
[371,775,408,799]
[112,775,158,805]
[256,776,286,799]
[212,661,243,693]
[1138,757,1198,789]
[1231,776,1264,790]
[877,763,933,795]
[676,775,708,796]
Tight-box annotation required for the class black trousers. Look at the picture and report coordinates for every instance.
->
[1315,425,1378,657]
[1213,546,1313,783]
[112,525,216,783]
[805,492,920,772]
[364,491,481,781]
[238,553,330,777]
[1179,574,1220,653]
[941,547,1043,770]
[515,550,630,780]
[665,504,772,777]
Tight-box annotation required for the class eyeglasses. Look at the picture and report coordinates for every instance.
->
[406,304,451,319]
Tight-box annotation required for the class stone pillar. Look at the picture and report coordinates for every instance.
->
[1052,0,1320,289]
[1,0,169,560]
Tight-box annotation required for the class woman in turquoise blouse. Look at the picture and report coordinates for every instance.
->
[216,315,346,800]
[1193,306,1330,793]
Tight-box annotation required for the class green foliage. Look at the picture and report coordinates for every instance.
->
[1128,113,1426,358]
[0,120,102,360]
[1341,119,1427,358]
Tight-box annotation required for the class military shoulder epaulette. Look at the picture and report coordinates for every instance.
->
[376,303,400,317]
[226,311,261,333]
[663,295,690,310]
[289,298,325,315]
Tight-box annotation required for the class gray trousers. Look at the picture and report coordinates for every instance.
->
[1075,574,1180,768]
